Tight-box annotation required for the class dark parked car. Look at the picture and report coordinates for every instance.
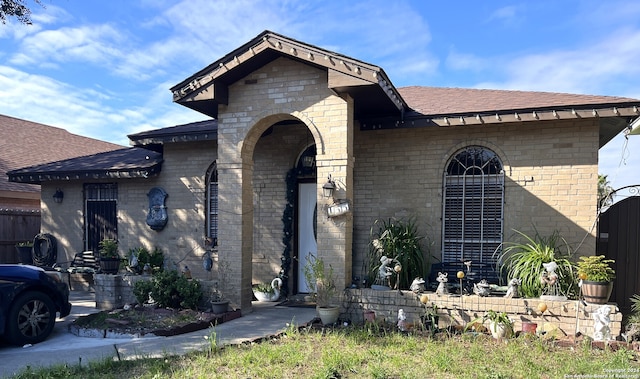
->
[0,264,71,345]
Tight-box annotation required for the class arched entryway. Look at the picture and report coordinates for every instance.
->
[248,118,318,299]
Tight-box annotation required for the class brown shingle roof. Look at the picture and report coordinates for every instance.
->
[0,114,123,193]
[398,86,640,115]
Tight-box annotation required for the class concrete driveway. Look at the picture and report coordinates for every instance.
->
[0,291,317,378]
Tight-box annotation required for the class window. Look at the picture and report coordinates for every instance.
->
[442,146,504,266]
[206,162,218,247]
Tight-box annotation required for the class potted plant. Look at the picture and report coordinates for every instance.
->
[252,278,282,302]
[496,229,577,299]
[209,285,230,313]
[303,253,340,325]
[98,238,121,274]
[15,240,33,265]
[483,310,514,339]
[209,260,230,313]
[577,255,615,304]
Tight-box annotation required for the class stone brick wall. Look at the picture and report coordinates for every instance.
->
[351,119,599,282]
[343,289,622,338]
[94,274,149,310]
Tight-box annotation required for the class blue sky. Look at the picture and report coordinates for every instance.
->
[1,0,640,193]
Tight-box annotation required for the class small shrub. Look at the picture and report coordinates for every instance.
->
[133,270,202,309]
[128,246,165,274]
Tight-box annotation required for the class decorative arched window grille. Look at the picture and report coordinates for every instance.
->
[206,162,218,247]
[442,146,504,266]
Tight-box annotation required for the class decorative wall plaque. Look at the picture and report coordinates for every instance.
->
[146,187,168,231]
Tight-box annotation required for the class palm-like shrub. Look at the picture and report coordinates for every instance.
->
[496,229,577,298]
[366,218,430,290]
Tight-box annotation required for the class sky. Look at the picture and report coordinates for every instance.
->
[1,0,640,196]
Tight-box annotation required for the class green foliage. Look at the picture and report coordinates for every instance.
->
[253,282,275,294]
[496,229,577,298]
[629,294,640,324]
[132,270,202,309]
[367,217,429,289]
[482,310,514,337]
[302,253,336,307]
[577,255,615,282]
[98,238,120,259]
[128,246,164,274]
[598,174,615,209]
[132,279,154,305]
[13,327,640,378]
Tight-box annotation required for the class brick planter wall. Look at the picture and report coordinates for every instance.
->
[94,274,150,310]
[342,288,622,338]
[95,275,222,311]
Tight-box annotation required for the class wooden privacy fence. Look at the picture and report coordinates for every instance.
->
[0,209,41,263]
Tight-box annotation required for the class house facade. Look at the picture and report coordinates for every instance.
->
[0,114,121,263]
[8,31,640,311]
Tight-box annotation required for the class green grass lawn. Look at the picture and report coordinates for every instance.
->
[11,325,640,379]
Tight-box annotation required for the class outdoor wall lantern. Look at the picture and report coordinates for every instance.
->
[322,175,336,198]
[53,189,64,203]
[302,155,315,168]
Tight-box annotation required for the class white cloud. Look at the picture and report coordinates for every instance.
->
[10,25,127,67]
[474,27,640,97]
[487,6,519,24]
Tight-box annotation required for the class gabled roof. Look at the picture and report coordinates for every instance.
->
[171,30,640,148]
[7,147,163,185]
[171,30,406,120]
[1,114,123,192]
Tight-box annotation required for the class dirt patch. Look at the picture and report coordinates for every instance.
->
[72,306,241,337]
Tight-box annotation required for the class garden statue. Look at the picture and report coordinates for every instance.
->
[504,278,521,298]
[410,277,426,293]
[397,308,407,331]
[435,272,449,296]
[540,261,566,300]
[473,279,491,297]
[374,255,397,289]
[592,305,613,341]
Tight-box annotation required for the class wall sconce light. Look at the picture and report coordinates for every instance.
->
[322,175,335,198]
[53,188,64,203]
[302,155,315,168]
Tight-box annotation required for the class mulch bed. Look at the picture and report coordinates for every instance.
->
[71,306,242,338]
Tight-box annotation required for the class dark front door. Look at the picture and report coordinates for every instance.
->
[84,184,118,252]
[597,195,640,313]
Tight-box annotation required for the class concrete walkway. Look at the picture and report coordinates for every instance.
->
[0,291,317,378]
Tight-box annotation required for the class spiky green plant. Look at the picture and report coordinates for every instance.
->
[366,217,429,289]
[495,229,577,298]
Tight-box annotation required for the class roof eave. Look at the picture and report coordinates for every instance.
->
[8,163,163,185]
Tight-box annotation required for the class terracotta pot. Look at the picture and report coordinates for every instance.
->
[521,321,537,334]
[582,281,613,305]
[363,310,375,323]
